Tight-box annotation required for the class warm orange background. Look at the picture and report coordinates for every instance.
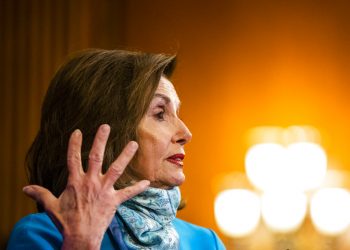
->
[2,0,350,248]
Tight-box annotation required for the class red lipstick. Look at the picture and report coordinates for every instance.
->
[166,154,185,167]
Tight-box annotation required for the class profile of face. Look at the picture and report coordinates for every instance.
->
[132,76,192,189]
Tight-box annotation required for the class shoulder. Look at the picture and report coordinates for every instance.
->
[7,213,62,250]
[7,213,115,250]
[173,218,226,250]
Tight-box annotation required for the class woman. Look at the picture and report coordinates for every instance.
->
[7,49,225,249]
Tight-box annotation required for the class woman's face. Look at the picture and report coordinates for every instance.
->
[133,76,192,189]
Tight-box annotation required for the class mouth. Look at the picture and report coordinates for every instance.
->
[166,154,185,167]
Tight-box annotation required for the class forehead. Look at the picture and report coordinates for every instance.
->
[155,76,180,108]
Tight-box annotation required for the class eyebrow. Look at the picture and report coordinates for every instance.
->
[154,93,171,104]
[154,93,181,110]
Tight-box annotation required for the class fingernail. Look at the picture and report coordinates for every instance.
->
[23,186,32,192]
[142,180,150,187]
[74,129,81,137]
[101,124,110,133]
[129,141,139,151]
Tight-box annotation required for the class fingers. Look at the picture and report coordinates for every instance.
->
[104,141,138,187]
[87,124,110,176]
[115,180,150,204]
[23,185,57,211]
[67,129,83,179]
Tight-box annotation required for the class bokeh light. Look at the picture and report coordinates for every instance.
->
[245,141,327,192]
[286,142,327,191]
[217,125,348,244]
[214,189,261,238]
[245,143,286,191]
[261,191,308,233]
[310,188,350,236]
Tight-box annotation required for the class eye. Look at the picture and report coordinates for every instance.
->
[155,110,165,121]
[153,104,166,121]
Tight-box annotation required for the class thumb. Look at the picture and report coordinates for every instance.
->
[23,185,57,210]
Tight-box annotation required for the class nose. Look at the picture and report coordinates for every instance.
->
[173,119,192,146]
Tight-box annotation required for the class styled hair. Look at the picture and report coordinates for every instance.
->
[26,49,176,206]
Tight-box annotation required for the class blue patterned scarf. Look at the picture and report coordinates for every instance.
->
[110,187,181,250]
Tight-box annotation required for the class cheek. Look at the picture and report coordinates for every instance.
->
[140,122,170,148]
[138,132,169,166]
[142,136,167,159]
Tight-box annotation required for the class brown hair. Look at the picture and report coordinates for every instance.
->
[26,49,176,208]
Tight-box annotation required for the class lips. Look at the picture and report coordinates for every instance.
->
[166,154,185,167]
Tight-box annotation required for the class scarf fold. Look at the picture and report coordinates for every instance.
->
[110,187,181,250]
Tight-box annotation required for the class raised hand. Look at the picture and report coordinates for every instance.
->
[23,124,150,249]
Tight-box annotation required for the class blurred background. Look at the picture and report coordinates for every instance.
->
[2,0,350,249]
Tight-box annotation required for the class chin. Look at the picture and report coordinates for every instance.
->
[171,174,186,187]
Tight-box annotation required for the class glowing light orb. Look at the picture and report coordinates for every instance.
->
[261,191,307,233]
[310,188,350,236]
[214,189,261,237]
[245,143,286,191]
[245,142,327,192]
[287,142,327,191]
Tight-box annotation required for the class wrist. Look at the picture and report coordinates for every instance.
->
[62,233,103,250]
